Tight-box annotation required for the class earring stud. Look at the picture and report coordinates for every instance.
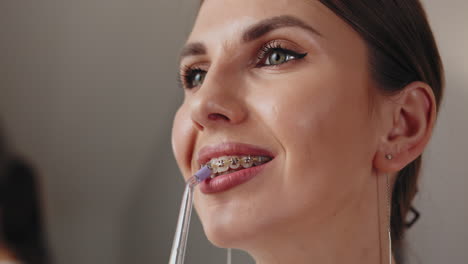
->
[385,154,393,160]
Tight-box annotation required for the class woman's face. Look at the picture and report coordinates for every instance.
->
[172,0,383,249]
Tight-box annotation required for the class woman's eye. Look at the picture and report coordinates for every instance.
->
[181,68,207,89]
[265,50,294,66]
[259,47,307,67]
[191,71,206,87]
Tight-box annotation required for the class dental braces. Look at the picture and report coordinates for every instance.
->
[203,155,272,177]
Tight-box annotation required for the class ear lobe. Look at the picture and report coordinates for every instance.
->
[374,81,437,173]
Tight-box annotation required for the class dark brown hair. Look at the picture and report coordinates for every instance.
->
[318,0,444,252]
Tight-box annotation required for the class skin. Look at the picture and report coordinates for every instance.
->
[0,245,17,262]
[172,0,437,263]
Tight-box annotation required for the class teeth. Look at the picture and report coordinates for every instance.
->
[208,158,218,173]
[216,156,229,173]
[203,155,272,177]
[240,156,253,168]
[229,156,240,169]
[252,156,268,166]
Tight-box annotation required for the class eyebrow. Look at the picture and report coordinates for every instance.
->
[179,42,206,59]
[179,15,322,63]
[242,15,322,42]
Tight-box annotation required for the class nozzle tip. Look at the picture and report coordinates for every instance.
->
[194,165,212,182]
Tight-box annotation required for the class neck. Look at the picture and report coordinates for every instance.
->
[244,173,396,264]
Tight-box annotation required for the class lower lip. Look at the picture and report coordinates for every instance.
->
[199,160,272,194]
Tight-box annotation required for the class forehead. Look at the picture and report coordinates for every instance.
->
[184,0,368,77]
[187,0,361,51]
[189,0,329,42]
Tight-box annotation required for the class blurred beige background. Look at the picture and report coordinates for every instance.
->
[0,0,466,263]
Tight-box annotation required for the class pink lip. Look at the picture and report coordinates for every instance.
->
[199,160,273,194]
[195,142,275,194]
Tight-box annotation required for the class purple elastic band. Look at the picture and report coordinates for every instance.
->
[194,166,212,182]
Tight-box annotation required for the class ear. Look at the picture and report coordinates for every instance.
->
[373,81,437,173]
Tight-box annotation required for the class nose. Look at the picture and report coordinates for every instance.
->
[190,68,247,131]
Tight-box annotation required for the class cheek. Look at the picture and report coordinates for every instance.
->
[171,105,196,177]
[261,70,374,206]
[276,84,347,182]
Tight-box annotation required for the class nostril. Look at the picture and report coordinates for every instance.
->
[208,113,230,121]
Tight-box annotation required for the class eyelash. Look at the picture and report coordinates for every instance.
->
[178,40,307,90]
[178,65,206,89]
[256,40,306,66]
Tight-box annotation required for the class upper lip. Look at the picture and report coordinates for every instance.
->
[196,142,275,168]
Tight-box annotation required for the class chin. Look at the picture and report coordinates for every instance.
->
[199,209,263,249]
[203,223,237,248]
[200,215,245,248]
